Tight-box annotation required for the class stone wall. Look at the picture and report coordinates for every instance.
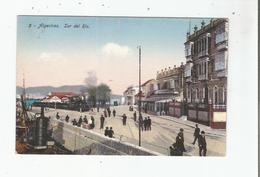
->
[49,119,162,155]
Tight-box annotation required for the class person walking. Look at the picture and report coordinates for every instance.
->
[56,112,60,119]
[100,114,105,129]
[103,109,107,118]
[175,128,186,155]
[133,111,137,121]
[65,115,70,122]
[122,114,127,126]
[72,119,77,126]
[90,116,95,129]
[97,106,99,112]
[198,131,207,156]
[112,109,116,117]
[192,124,200,145]
[147,116,151,131]
[107,107,111,117]
[144,117,148,131]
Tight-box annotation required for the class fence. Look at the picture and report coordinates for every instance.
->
[168,102,184,118]
[187,103,226,129]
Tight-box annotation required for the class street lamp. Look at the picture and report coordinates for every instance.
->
[138,45,142,147]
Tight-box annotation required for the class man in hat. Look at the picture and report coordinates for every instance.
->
[100,114,105,129]
[175,128,186,155]
[108,127,114,138]
[104,127,109,136]
[198,131,207,156]
[192,124,200,145]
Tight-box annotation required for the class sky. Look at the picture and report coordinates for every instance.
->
[16,16,210,95]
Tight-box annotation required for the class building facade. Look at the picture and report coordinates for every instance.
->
[184,19,228,105]
[183,19,228,129]
[123,86,139,105]
[141,64,185,115]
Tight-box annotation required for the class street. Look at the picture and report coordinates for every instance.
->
[33,105,226,156]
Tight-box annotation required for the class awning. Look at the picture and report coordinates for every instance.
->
[142,95,174,102]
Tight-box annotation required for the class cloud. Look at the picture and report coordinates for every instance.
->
[101,42,132,58]
[38,52,65,62]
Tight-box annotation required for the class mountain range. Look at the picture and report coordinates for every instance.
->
[16,85,87,97]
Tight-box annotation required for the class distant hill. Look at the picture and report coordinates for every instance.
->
[16,85,87,97]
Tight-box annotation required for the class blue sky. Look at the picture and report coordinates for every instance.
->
[17,16,210,94]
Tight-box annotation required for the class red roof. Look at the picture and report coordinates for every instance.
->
[48,92,77,99]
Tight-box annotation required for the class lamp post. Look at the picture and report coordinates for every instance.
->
[138,45,142,147]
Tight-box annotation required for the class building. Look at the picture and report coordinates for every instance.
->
[43,92,77,103]
[184,19,228,105]
[141,64,185,115]
[110,95,125,106]
[184,19,228,128]
[123,86,139,105]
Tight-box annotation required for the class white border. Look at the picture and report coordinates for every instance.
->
[0,0,257,177]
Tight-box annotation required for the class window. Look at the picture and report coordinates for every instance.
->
[216,32,228,44]
[215,51,227,71]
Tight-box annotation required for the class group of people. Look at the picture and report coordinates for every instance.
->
[170,124,207,156]
[101,107,117,118]
[104,127,114,138]
[56,112,95,129]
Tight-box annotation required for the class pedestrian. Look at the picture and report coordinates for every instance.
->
[97,106,99,112]
[107,107,111,117]
[90,116,95,129]
[104,109,107,118]
[139,114,144,131]
[65,115,70,123]
[144,117,148,131]
[108,127,114,138]
[198,131,207,156]
[133,111,137,121]
[122,114,127,126]
[192,124,200,145]
[104,127,109,136]
[83,115,88,124]
[72,119,77,126]
[147,116,151,130]
[56,112,60,119]
[175,128,186,155]
[78,116,83,127]
[112,109,116,117]
[100,114,105,129]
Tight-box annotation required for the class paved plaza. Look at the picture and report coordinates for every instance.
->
[32,105,226,156]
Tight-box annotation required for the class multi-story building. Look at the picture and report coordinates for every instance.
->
[141,63,185,115]
[184,19,228,105]
[123,86,139,105]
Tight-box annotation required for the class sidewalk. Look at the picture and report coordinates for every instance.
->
[133,107,226,137]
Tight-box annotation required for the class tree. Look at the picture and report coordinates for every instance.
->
[96,83,111,107]
[86,86,97,107]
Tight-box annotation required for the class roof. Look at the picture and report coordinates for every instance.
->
[48,92,77,99]
[141,79,154,87]
[142,94,174,102]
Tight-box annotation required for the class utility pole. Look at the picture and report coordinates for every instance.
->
[138,45,142,147]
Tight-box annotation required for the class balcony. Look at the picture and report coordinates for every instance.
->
[198,50,208,58]
[216,70,226,78]
[216,41,228,51]
[215,32,228,44]
[198,74,208,81]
